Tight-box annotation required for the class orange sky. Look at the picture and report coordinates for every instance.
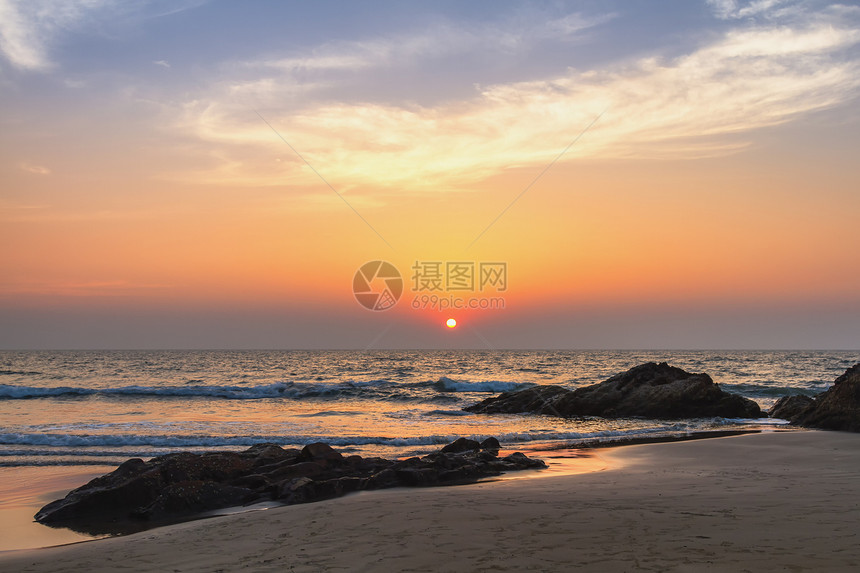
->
[1,1,859,348]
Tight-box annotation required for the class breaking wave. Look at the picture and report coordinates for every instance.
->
[0,376,535,401]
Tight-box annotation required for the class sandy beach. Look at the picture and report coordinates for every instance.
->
[1,430,858,572]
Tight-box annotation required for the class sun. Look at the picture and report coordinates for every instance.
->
[445,318,457,328]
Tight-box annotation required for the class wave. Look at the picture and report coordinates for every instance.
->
[0,369,42,376]
[724,383,823,397]
[0,448,178,457]
[0,381,400,400]
[432,377,534,393]
[0,460,130,467]
[0,432,462,449]
[294,410,362,418]
[0,423,756,450]
[0,376,534,401]
[0,417,778,467]
[424,409,472,417]
[0,385,97,398]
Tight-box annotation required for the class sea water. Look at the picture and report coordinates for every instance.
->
[2,350,855,466]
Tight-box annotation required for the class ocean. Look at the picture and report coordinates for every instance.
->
[2,350,857,466]
[1,349,857,551]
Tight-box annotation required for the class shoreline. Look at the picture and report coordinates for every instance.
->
[3,430,859,571]
[2,427,783,553]
[0,438,619,553]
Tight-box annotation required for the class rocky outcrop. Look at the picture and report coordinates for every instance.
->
[464,362,763,419]
[769,363,860,432]
[35,438,545,535]
[768,395,815,421]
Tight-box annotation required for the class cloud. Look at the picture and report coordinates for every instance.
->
[176,16,860,192]
[705,0,835,21]
[0,0,49,70]
[19,162,51,175]
[0,0,205,72]
[171,5,860,193]
[545,12,616,37]
[0,0,116,71]
[153,59,170,68]
[242,11,612,77]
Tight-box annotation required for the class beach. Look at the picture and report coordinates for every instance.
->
[2,430,858,572]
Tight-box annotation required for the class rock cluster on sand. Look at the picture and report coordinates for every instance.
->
[35,437,544,535]
[769,363,860,432]
[464,362,763,419]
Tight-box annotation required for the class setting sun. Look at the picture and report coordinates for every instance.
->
[446,318,457,329]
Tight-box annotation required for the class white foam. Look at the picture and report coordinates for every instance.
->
[0,381,391,400]
[434,376,534,393]
[0,426,698,449]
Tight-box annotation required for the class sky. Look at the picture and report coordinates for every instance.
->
[1,0,859,350]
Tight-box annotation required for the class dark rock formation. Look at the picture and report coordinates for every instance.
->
[770,363,860,432]
[768,395,815,421]
[479,437,501,455]
[464,362,763,419]
[35,438,545,535]
[440,437,481,453]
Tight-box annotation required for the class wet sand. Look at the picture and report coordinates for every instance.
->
[0,466,113,552]
[2,431,859,572]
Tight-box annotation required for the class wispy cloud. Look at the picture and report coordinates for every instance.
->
[0,0,48,70]
[707,0,791,20]
[174,5,859,194]
[19,162,51,175]
[241,11,613,80]
[705,0,853,21]
[0,0,205,71]
[0,0,111,70]
[153,59,170,68]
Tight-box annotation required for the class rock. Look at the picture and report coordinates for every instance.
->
[464,362,763,419]
[780,364,860,432]
[132,481,256,521]
[244,443,301,466]
[230,474,272,490]
[276,476,365,504]
[479,437,501,454]
[394,466,441,486]
[501,452,546,469]
[769,395,815,420]
[249,451,303,475]
[35,468,165,529]
[35,437,546,535]
[261,461,325,482]
[300,442,343,463]
[466,385,570,415]
[441,437,481,453]
[34,447,266,530]
[277,477,315,501]
[365,468,399,490]
[286,478,365,505]
[110,457,148,479]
